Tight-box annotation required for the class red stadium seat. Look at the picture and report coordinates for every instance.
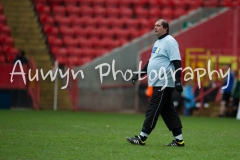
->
[0,54,6,63]
[48,36,63,47]
[86,38,98,49]
[119,8,133,18]
[68,57,80,66]
[132,0,148,7]
[54,15,71,27]
[63,37,79,48]
[3,46,18,55]
[161,7,174,19]
[138,18,151,30]
[77,48,94,57]
[6,54,16,63]
[0,35,14,46]
[186,0,203,11]
[148,18,157,28]
[80,6,93,17]
[125,18,140,29]
[231,0,240,7]
[63,0,79,6]
[55,56,68,65]
[97,17,111,29]
[96,40,111,50]
[40,15,54,26]
[67,47,81,56]
[173,8,187,18]
[0,46,3,54]
[100,28,115,39]
[78,38,93,49]
[44,25,59,37]
[203,0,218,7]
[95,49,110,56]
[93,6,106,18]
[148,8,161,20]
[88,28,102,39]
[52,6,66,16]
[79,0,93,7]
[92,0,106,7]
[59,26,75,37]
[160,0,174,7]
[84,18,98,28]
[134,8,149,19]
[140,28,151,35]
[74,27,89,38]
[128,28,141,40]
[148,0,161,8]
[48,0,64,8]
[0,25,11,35]
[97,39,120,50]
[89,30,103,39]
[79,57,93,65]
[106,7,119,18]
[98,27,114,38]
[66,6,81,16]
[36,4,51,15]
[51,47,68,56]
[114,28,130,40]
[0,15,6,24]
[70,16,84,27]
[118,0,131,7]
[112,40,121,49]
[108,17,124,29]
[172,0,187,9]
[105,0,119,8]
[49,0,64,5]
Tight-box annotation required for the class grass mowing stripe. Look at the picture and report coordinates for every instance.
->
[0,110,240,160]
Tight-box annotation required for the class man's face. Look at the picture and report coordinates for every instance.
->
[154,20,167,37]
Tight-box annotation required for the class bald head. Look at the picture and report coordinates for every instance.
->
[155,19,169,34]
[154,19,169,37]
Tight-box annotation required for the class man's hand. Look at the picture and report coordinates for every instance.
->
[175,81,183,92]
[132,75,139,85]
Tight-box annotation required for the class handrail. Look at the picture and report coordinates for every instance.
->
[28,56,40,110]
[194,81,223,110]
[67,65,78,111]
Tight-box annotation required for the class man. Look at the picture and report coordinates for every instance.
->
[231,71,240,117]
[126,19,184,147]
[219,64,234,117]
[13,50,28,64]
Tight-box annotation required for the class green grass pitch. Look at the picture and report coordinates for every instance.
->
[0,110,240,160]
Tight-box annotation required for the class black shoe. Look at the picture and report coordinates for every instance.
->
[165,140,184,147]
[126,136,145,145]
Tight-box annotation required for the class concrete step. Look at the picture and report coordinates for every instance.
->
[4,10,35,17]
[14,38,45,45]
[0,0,32,6]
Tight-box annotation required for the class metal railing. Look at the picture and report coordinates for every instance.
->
[28,56,40,110]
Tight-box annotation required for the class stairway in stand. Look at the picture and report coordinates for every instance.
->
[0,0,73,110]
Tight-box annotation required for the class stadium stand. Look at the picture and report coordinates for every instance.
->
[41,0,240,70]
[36,0,198,67]
[33,0,238,69]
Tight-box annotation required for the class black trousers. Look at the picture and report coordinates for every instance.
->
[143,86,182,131]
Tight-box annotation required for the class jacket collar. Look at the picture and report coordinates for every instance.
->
[158,33,168,40]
